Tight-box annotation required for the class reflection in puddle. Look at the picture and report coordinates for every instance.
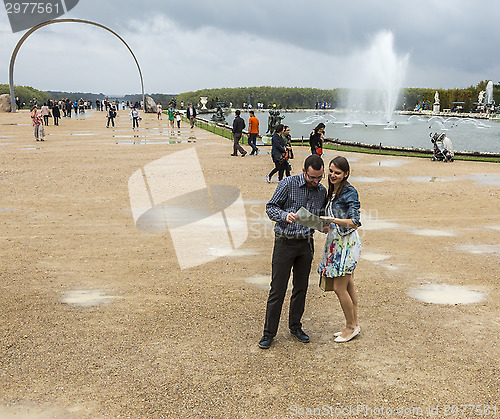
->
[61,290,116,307]
[244,275,271,289]
[410,229,455,237]
[409,283,485,305]
[455,244,499,255]
[350,176,389,183]
[207,247,259,257]
[117,140,196,145]
[485,225,500,232]
[361,252,391,261]
[244,274,292,290]
[370,159,407,167]
[360,219,400,230]
[243,199,268,206]
[466,174,500,186]
[0,208,16,212]
[407,176,457,183]
[70,132,97,136]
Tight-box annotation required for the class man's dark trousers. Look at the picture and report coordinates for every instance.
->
[264,237,314,337]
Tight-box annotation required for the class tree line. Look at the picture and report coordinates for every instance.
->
[176,82,499,111]
[2,82,498,112]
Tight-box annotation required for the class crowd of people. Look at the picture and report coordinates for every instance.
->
[29,100,362,349]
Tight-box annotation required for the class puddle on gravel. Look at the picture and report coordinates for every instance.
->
[370,159,408,167]
[70,132,97,136]
[485,225,500,231]
[349,176,389,183]
[407,176,458,183]
[465,173,500,186]
[361,252,391,262]
[409,229,455,237]
[207,247,259,257]
[244,274,292,291]
[61,290,116,307]
[359,219,400,231]
[455,244,499,255]
[409,283,485,305]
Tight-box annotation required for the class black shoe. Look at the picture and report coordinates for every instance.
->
[290,328,310,343]
[258,335,273,349]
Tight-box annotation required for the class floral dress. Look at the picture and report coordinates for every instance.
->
[317,196,361,278]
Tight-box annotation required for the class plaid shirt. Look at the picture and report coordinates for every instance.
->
[266,173,327,238]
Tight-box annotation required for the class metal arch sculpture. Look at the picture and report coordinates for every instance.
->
[9,18,145,112]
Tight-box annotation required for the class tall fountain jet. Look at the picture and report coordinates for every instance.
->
[485,80,494,105]
[344,31,409,123]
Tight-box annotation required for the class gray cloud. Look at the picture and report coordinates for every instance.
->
[1,0,498,95]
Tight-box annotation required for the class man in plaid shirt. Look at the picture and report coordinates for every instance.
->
[259,154,327,349]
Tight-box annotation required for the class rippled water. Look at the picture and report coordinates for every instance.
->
[237,111,500,153]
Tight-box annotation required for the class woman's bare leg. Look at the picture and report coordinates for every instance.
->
[333,274,356,338]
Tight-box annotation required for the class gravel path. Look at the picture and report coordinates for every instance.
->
[0,110,498,418]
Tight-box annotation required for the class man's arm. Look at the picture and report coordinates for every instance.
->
[266,181,290,222]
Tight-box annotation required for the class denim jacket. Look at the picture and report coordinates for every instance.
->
[326,182,361,236]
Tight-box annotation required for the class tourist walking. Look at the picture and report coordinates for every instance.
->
[186,103,197,129]
[157,102,162,120]
[30,105,45,141]
[248,110,260,155]
[130,106,140,129]
[309,123,325,156]
[107,106,116,128]
[52,102,60,126]
[259,154,327,349]
[318,156,362,343]
[168,105,175,130]
[231,110,247,157]
[282,125,294,177]
[267,124,286,182]
[40,103,50,126]
[176,111,182,129]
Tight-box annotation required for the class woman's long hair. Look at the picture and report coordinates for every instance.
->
[310,122,325,138]
[327,156,350,202]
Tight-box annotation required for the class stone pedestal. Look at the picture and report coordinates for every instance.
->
[433,103,440,113]
[0,94,11,112]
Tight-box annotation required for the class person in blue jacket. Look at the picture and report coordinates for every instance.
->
[318,156,362,343]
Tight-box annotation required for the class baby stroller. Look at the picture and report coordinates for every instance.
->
[430,133,454,162]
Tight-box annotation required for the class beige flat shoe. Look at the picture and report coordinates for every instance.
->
[334,326,360,343]
[334,325,360,337]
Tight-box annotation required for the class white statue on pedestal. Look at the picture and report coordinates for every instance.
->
[433,91,440,113]
[200,97,208,110]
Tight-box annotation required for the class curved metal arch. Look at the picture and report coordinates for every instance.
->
[9,18,145,112]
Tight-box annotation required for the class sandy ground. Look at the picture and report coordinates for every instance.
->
[0,109,499,418]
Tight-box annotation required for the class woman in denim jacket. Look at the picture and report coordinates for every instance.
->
[318,156,362,343]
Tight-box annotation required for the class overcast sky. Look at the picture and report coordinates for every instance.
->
[1,0,499,96]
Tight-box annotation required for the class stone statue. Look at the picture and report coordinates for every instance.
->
[434,91,440,104]
[478,91,485,104]
[169,97,177,108]
[211,101,227,123]
[266,108,285,134]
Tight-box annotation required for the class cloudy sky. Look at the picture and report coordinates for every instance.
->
[1,0,499,96]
